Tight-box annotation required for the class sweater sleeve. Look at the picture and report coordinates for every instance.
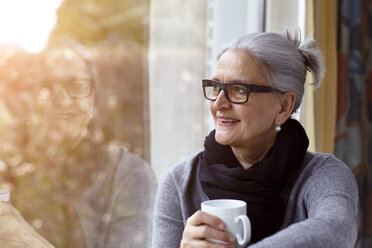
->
[152,167,185,248]
[248,156,359,248]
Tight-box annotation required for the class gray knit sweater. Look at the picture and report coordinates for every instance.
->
[152,151,358,248]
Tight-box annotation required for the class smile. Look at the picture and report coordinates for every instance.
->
[49,113,77,119]
[220,119,240,123]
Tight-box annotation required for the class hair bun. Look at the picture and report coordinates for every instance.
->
[282,29,325,88]
[298,45,312,72]
[298,38,325,88]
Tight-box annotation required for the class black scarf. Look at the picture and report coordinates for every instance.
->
[198,118,309,243]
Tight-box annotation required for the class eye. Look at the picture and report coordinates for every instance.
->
[67,79,92,97]
[231,86,247,94]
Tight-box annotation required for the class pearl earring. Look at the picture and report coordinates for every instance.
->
[275,122,281,132]
[90,114,94,119]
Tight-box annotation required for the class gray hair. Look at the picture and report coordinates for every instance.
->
[217,29,325,111]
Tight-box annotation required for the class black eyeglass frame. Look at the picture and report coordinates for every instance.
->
[202,79,285,104]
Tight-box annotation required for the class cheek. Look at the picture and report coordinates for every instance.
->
[209,102,216,118]
[79,99,93,112]
[239,97,278,128]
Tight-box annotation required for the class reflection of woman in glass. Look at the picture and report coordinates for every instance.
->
[0,40,157,248]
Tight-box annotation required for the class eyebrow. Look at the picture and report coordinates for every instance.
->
[211,78,251,84]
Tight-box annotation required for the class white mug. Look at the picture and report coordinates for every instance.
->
[201,199,251,247]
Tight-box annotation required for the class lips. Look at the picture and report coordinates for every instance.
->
[216,115,240,125]
[49,112,77,119]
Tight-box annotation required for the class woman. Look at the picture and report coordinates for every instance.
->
[152,30,358,248]
[0,40,157,248]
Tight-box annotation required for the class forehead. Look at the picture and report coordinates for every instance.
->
[43,48,91,79]
[214,50,266,84]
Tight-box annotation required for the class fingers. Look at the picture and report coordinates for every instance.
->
[0,202,12,213]
[0,203,56,248]
[180,238,235,248]
[181,211,236,248]
[0,202,22,218]
[188,211,225,231]
[184,223,236,245]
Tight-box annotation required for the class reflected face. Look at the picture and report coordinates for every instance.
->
[209,50,281,148]
[34,48,96,145]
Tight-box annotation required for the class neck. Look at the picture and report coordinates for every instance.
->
[231,132,277,169]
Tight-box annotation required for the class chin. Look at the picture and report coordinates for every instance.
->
[214,131,234,146]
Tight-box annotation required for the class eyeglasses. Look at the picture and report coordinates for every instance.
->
[202,79,285,104]
[37,78,94,100]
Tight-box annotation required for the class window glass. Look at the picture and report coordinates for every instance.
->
[0,1,156,247]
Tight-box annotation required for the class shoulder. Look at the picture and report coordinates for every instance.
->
[295,151,358,207]
[161,151,203,188]
[300,151,356,184]
[156,151,205,212]
[108,146,157,188]
[283,151,358,226]
[154,151,206,229]
[117,146,153,172]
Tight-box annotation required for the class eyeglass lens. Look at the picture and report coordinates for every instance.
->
[38,79,92,100]
[203,82,248,103]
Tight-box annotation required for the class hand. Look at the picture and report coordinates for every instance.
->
[0,203,55,248]
[180,210,236,248]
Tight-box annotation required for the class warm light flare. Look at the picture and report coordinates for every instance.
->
[0,0,63,53]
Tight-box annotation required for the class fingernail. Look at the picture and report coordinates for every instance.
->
[229,236,235,242]
[218,223,224,230]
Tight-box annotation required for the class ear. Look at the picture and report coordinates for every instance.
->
[275,91,296,125]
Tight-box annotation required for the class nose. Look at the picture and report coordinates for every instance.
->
[213,89,231,109]
[49,87,74,108]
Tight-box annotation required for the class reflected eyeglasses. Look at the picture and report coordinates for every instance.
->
[37,78,94,100]
[202,79,285,104]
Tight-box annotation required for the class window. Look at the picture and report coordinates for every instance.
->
[0,0,305,247]
[0,1,155,247]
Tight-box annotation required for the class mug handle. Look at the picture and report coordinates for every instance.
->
[234,215,251,246]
